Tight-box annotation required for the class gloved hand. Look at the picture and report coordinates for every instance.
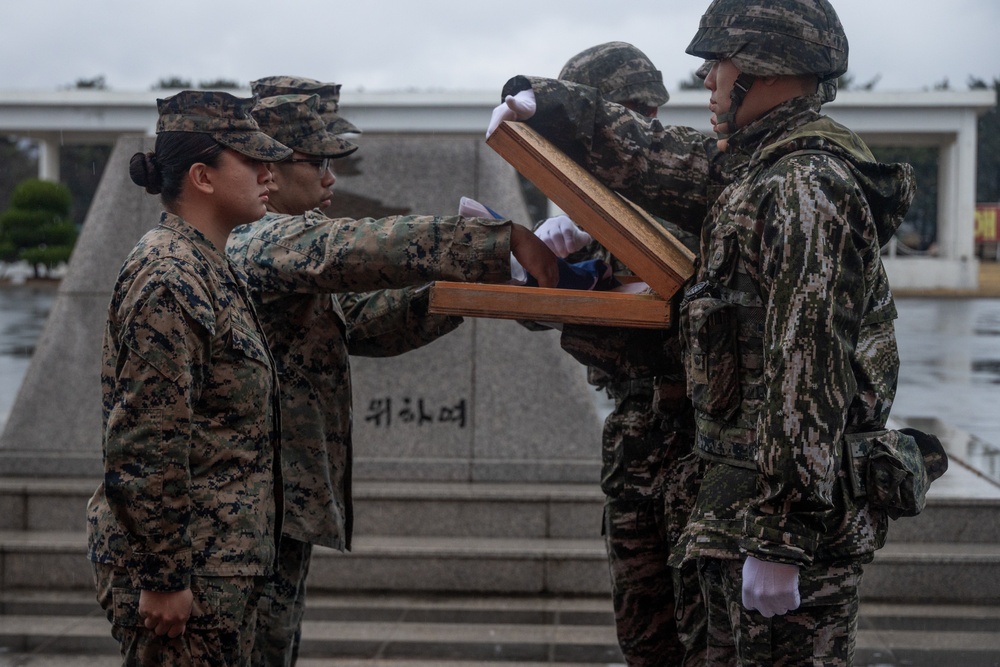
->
[741,556,801,618]
[534,215,593,258]
[486,89,537,138]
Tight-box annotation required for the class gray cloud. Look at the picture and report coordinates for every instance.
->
[2,0,997,94]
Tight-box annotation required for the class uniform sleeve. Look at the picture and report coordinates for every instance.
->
[340,286,464,357]
[103,264,214,591]
[741,155,877,564]
[230,211,514,295]
[501,75,721,234]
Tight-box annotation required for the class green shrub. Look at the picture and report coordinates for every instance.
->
[0,179,77,277]
[9,179,72,215]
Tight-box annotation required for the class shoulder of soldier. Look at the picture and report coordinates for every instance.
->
[117,239,219,335]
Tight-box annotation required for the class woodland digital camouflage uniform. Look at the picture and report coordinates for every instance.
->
[88,212,282,664]
[498,56,915,663]
[227,211,522,551]
[227,209,519,663]
[231,85,498,665]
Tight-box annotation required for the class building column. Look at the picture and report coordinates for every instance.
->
[36,135,60,182]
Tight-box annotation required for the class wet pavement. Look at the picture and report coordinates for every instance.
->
[0,283,56,433]
[892,298,1000,486]
[895,299,1000,441]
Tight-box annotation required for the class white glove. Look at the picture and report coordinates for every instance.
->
[534,215,592,258]
[486,89,537,138]
[741,556,801,618]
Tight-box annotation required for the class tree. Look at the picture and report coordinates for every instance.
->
[971,77,1000,204]
[60,144,112,227]
[677,70,706,91]
[155,76,193,90]
[198,78,241,89]
[75,76,107,90]
[836,72,881,92]
[0,179,78,278]
[0,137,37,214]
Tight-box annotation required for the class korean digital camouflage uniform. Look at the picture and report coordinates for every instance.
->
[496,1,921,663]
[542,42,708,667]
[87,92,289,666]
[228,82,519,667]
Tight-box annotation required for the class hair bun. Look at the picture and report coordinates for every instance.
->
[128,151,163,194]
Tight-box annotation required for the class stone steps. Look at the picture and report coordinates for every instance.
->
[1,477,999,664]
[2,478,1000,604]
[3,591,1000,666]
[4,477,1000,542]
[4,530,1000,603]
[0,479,606,537]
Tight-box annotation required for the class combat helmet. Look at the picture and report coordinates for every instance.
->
[686,0,848,134]
[559,41,668,110]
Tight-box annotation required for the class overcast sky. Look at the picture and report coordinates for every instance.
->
[3,0,997,96]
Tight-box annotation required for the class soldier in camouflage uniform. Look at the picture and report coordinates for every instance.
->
[250,77,449,373]
[485,1,927,663]
[225,86,558,666]
[87,90,292,666]
[525,42,707,666]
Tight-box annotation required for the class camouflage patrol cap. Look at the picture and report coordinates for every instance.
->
[686,0,848,82]
[251,75,362,136]
[155,90,292,162]
[252,94,358,158]
[559,41,669,107]
[252,75,342,109]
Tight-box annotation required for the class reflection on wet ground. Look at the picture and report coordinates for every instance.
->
[892,298,1000,493]
[0,283,56,432]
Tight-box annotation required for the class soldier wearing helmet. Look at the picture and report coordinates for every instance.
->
[529,41,707,667]
[686,0,848,146]
[487,0,939,664]
[559,41,669,117]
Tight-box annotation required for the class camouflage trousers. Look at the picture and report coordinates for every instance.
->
[251,535,314,667]
[603,495,706,667]
[93,562,262,666]
[698,557,864,666]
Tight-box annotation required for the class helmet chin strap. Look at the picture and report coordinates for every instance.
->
[715,72,756,140]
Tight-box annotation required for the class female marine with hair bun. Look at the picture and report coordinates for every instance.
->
[86,90,291,665]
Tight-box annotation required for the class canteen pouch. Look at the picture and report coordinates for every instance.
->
[844,429,930,519]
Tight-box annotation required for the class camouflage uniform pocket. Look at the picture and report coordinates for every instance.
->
[109,584,226,630]
[683,293,741,420]
[844,429,929,519]
[110,587,142,628]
